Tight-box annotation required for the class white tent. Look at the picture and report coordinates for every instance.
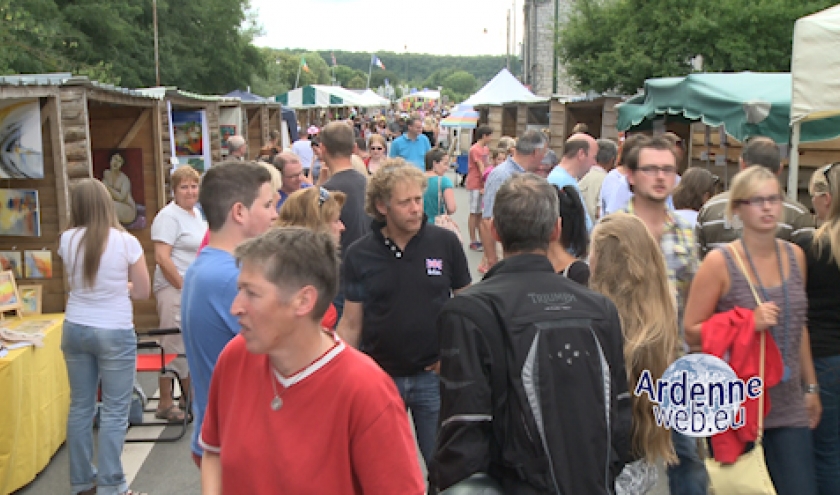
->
[462,68,548,106]
[789,4,840,199]
[276,85,386,109]
[357,89,390,107]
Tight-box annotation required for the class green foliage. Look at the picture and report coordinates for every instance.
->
[346,75,366,89]
[440,70,477,102]
[558,0,838,94]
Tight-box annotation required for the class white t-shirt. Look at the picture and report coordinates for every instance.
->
[151,201,207,292]
[291,139,314,170]
[59,228,144,329]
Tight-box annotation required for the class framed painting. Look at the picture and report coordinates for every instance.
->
[18,285,41,316]
[220,125,237,153]
[0,251,22,278]
[24,250,52,279]
[0,99,44,179]
[92,149,146,230]
[0,270,22,314]
[172,111,205,156]
[0,189,40,236]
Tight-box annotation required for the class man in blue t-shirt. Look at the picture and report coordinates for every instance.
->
[546,133,598,232]
[181,161,278,464]
[389,116,431,170]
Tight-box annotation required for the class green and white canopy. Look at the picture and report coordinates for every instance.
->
[275,85,387,109]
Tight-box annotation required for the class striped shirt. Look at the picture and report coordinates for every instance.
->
[695,191,816,259]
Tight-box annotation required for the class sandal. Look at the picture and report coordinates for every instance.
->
[154,404,185,423]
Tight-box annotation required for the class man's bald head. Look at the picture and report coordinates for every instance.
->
[561,133,599,178]
[273,151,301,173]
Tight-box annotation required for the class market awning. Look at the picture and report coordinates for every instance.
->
[440,104,479,129]
[617,72,840,144]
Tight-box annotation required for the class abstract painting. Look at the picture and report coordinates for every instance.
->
[24,250,52,279]
[0,251,22,278]
[0,270,21,312]
[18,285,41,315]
[220,124,236,153]
[93,149,146,229]
[173,111,204,156]
[0,189,40,236]
[0,99,43,179]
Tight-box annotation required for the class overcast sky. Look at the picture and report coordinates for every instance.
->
[249,0,522,57]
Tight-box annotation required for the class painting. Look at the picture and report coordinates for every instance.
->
[220,124,236,153]
[0,251,22,278]
[0,270,21,313]
[18,285,41,316]
[0,189,40,237]
[172,111,204,156]
[0,99,43,179]
[93,148,146,229]
[24,250,52,279]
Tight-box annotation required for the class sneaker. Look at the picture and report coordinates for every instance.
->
[469,242,483,252]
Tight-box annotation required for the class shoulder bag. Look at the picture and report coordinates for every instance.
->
[434,176,462,242]
[704,245,777,495]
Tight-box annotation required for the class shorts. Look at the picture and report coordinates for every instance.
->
[468,190,483,214]
[155,285,189,379]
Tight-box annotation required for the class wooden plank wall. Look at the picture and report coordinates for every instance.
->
[548,99,566,156]
[0,96,66,314]
[88,102,162,329]
[501,106,518,139]
[246,106,262,159]
[487,107,503,147]
[600,98,621,142]
[516,104,528,137]
[206,102,222,166]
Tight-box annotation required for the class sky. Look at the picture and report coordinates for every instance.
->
[249,0,522,57]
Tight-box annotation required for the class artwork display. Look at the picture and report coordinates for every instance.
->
[0,99,44,179]
[220,125,236,153]
[170,107,211,172]
[24,250,52,279]
[0,189,40,237]
[0,270,21,314]
[18,285,41,316]
[93,148,146,229]
[0,251,22,278]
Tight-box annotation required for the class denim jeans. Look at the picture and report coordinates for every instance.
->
[61,321,136,495]
[764,426,817,495]
[392,370,440,466]
[813,355,840,495]
[667,430,709,495]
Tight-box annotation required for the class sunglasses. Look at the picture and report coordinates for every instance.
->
[318,187,330,207]
[370,146,384,151]
[822,162,839,190]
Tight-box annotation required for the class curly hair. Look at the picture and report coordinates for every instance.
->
[365,158,427,222]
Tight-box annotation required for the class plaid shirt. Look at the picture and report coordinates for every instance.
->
[622,201,699,342]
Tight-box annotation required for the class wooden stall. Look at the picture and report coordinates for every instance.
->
[548,95,623,156]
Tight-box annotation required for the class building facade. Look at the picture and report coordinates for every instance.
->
[522,0,577,97]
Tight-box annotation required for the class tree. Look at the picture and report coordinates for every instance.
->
[558,0,838,94]
[440,70,477,102]
[346,75,366,89]
[333,65,366,86]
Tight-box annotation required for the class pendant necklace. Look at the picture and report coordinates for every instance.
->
[743,240,792,382]
[269,365,286,411]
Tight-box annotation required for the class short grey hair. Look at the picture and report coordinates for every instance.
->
[228,135,246,152]
[493,173,558,253]
[595,139,618,166]
[515,130,548,155]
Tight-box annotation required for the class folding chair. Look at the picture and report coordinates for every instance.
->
[126,327,189,443]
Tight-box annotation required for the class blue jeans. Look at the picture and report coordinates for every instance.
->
[392,370,440,466]
[61,322,136,495]
[667,430,709,495]
[813,355,840,495]
[764,426,817,495]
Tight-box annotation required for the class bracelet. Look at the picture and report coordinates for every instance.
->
[805,383,819,394]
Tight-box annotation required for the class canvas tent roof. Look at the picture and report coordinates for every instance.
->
[616,72,840,144]
[462,68,547,106]
[224,89,269,102]
[791,4,840,124]
[275,85,386,109]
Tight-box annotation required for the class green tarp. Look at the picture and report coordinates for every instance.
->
[617,72,840,144]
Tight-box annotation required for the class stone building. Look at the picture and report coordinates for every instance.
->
[522,0,577,97]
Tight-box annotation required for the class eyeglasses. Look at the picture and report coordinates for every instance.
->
[821,162,839,190]
[370,146,384,151]
[318,187,330,207]
[736,194,782,207]
[638,165,678,176]
[283,171,303,180]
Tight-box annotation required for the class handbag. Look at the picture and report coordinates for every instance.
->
[434,176,462,242]
[704,246,777,495]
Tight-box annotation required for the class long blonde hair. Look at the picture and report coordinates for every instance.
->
[66,179,124,288]
[814,163,840,268]
[589,213,678,463]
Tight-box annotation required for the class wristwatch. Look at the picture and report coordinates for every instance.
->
[805,383,820,394]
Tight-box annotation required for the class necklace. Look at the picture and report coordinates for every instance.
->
[269,366,286,411]
[742,240,792,382]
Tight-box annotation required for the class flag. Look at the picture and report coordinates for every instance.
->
[372,55,385,70]
[331,52,337,67]
[301,57,311,73]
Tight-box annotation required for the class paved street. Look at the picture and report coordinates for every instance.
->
[17,171,667,494]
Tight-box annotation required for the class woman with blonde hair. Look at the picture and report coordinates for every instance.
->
[422,115,438,146]
[589,212,678,494]
[685,165,821,495]
[59,179,150,495]
[366,134,387,175]
[809,164,832,224]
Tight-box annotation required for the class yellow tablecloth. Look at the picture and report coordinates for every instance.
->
[0,314,68,495]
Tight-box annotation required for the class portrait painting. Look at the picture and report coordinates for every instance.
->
[93,148,146,229]
[24,250,52,279]
[220,125,237,153]
[0,189,40,237]
[0,270,21,312]
[172,111,205,156]
[18,285,41,316]
[0,99,44,179]
[0,251,22,278]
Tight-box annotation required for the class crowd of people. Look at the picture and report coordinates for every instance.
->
[56,110,840,495]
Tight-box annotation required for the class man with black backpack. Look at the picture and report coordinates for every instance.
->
[431,173,631,494]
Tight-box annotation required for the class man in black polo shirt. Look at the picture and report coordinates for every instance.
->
[338,158,471,468]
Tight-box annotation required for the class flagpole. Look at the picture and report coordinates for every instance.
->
[366,55,374,89]
[295,57,303,89]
